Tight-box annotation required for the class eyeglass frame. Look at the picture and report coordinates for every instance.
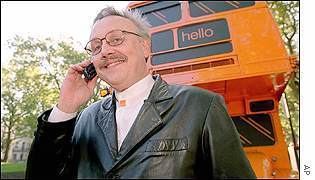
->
[84,29,143,56]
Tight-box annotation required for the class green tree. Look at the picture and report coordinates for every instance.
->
[1,36,101,162]
[267,1,299,146]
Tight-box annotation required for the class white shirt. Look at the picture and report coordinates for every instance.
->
[115,74,155,149]
[48,74,155,150]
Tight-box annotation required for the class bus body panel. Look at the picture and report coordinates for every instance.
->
[128,1,294,178]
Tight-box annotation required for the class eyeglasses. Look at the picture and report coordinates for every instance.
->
[84,29,142,56]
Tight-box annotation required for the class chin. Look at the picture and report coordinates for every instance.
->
[102,75,127,87]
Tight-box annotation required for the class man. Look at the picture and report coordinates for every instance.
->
[26,6,256,179]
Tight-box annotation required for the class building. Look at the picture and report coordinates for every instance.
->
[7,137,32,163]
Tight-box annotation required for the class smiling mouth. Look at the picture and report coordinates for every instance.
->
[104,59,127,68]
[105,60,125,68]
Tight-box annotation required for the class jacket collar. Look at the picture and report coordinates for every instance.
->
[146,75,173,105]
[100,74,172,114]
[97,75,174,171]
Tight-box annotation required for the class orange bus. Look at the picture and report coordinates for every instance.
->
[128,1,296,178]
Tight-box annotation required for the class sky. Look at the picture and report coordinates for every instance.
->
[1,1,131,67]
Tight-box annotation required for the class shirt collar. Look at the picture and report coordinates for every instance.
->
[115,74,155,107]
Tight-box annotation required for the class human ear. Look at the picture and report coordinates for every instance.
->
[141,39,151,59]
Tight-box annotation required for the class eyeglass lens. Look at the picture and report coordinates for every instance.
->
[86,30,125,56]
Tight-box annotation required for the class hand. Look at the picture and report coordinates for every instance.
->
[57,60,98,113]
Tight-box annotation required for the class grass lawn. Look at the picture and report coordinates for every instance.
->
[1,162,26,173]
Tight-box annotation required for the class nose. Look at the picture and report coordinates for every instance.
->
[100,41,116,57]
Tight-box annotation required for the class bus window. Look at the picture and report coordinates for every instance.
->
[178,19,230,48]
[232,114,275,147]
[151,18,233,65]
[152,30,174,53]
[189,1,255,17]
[152,42,233,65]
[135,1,181,27]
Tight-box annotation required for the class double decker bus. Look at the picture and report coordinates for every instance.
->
[128,1,297,178]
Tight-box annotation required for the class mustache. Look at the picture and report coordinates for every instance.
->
[103,54,127,60]
[100,52,128,67]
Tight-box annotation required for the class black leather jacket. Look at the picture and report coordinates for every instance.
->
[26,75,255,179]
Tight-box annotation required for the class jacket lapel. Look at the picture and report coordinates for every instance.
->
[113,75,173,168]
[96,95,118,166]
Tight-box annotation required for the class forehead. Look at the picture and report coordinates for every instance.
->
[90,16,138,39]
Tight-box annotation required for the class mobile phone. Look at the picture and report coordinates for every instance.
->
[83,63,97,80]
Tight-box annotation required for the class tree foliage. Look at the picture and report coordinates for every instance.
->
[267,1,299,146]
[1,36,99,162]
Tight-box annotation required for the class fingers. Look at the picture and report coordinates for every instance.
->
[69,59,93,74]
[70,64,84,73]
[80,59,93,67]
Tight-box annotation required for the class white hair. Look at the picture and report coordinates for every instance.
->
[93,6,151,39]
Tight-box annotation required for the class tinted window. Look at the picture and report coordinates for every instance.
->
[250,100,275,112]
[232,114,275,147]
[133,1,181,27]
[151,30,174,53]
[178,19,230,48]
[189,1,255,17]
[151,42,233,65]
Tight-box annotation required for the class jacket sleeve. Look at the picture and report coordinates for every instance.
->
[202,94,256,179]
[25,109,79,179]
